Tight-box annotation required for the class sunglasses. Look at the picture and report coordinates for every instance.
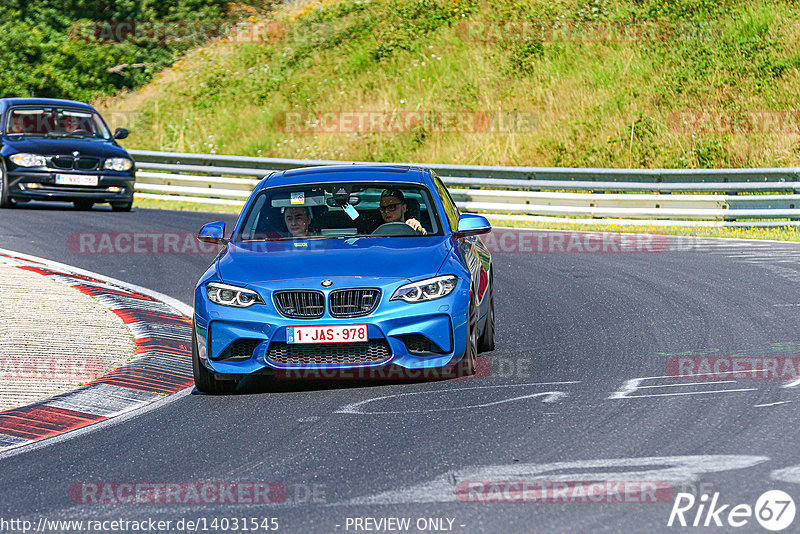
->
[378,202,402,213]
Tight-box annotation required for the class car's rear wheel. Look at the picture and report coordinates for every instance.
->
[111,201,133,212]
[0,163,13,208]
[73,200,94,210]
[456,293,478,377]
[192,328,238,394]
[478,274,495,353]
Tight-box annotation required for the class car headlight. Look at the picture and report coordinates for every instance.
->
[206,282,264,308]
[390,275,458,303]
[9,153,46,167]
[103,158,133,171]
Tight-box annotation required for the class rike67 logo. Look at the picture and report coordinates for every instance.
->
[668,490,796,531]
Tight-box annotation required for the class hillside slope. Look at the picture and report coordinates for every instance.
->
[102,0,800,168]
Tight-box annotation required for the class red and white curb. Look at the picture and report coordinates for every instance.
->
[0,249,194,452]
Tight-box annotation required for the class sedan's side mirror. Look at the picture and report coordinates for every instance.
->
[198,221,228,244]
[453,214,491,239]
[113,128,129,140]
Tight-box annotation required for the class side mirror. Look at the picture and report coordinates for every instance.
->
[453,214,491,239]
[198,221,227,244]
[113,128,129,140]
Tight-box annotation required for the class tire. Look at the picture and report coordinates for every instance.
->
[477,274,495,353]
[73,200,94,210]
[111,201,133,212]
[0,163,13,208]
[456,293,478,377]
[192,327,238,394]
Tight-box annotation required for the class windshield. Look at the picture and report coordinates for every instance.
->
[4,106,111,139]
[236,182,442,241]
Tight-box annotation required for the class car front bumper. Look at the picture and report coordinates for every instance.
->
[7,170,134,203]
[193,277,471,376]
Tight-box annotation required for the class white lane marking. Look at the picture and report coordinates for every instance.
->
[754,401,792,408]
[0,247,192,315]
[772,466,800,484]
[334,381,578,415]
[635,380,739,389]
[609,375,756,399]
[782,379,800,388]
[341,455,769,505]
[615,389,757,399]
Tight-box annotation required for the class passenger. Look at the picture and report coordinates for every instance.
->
[378,189,427,235]
[283,206,313,237]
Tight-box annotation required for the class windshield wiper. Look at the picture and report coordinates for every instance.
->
[62,132,98,138]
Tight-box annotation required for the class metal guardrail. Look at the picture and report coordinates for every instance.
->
[128,149,800,225]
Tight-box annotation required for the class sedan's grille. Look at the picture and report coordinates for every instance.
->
[274,291,324,319]
[216,338,261,361]
[51,156,74,169]
[76,157,100,170]
[48,156,100,170]
[329,288,380,318]
[266,340,391,366]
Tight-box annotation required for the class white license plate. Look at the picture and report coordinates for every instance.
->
[55,174,98,186]
[287,325,368,344]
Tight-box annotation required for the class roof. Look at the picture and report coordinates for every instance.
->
[0,98,96,111]
[263,165,428,189]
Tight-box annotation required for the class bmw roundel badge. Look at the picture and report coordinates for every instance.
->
[321,280,333,287]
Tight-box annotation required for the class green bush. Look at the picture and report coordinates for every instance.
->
[0,0,231,100]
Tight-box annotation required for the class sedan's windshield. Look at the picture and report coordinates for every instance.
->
[237,182,442,241]
[4,107,111,139]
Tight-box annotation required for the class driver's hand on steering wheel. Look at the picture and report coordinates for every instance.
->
[405,218,427,235]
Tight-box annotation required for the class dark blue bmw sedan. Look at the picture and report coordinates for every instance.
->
[192,165,495,393]
[0,97,135,211]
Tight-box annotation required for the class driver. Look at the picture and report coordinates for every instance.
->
[283,206,314,237]
[378,189,427,235]
[62,114,81,133]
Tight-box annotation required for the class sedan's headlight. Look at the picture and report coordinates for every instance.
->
[9,153,46,167]
[206,282,264,308]
[103,158,133,171]
[391,275,458,303]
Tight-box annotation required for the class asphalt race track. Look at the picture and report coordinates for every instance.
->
[2,202,800,533]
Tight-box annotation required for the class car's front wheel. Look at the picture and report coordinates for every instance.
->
[456,293,478,377]
[0,163,13,208]
[111,201,133,212]
[192,329,238,394]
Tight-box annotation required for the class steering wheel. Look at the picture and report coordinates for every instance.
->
[371,222,421,236]
[65,129,91,137]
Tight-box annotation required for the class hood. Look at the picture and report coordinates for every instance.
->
[1,137,129,159]
[217,236,453,285]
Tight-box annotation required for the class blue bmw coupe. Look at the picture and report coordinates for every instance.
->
[192,165,494,393]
